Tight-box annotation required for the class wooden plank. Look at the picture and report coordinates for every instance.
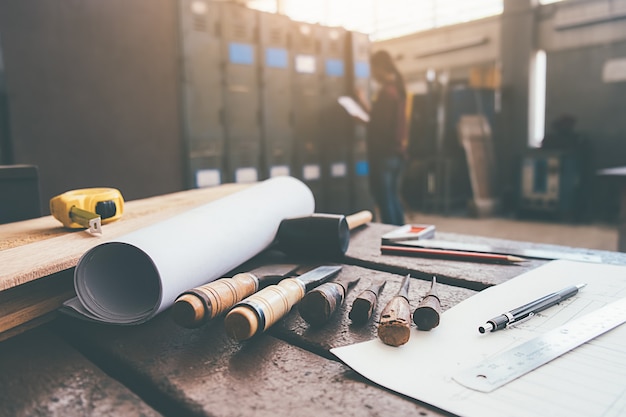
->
[0,326,162,417]
[53,293,447,417]
[0,269,74,341]
[0,183,249,291]
[0,183,250,339]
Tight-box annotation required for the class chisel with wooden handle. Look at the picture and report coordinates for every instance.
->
[412,276,441,331]
[224,265,342,341]
[349,279,386,325]
[171,264,299,328]
[298,275,360,327]
[378,274,412,347]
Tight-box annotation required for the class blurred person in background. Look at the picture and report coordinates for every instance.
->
[356,49,408,225]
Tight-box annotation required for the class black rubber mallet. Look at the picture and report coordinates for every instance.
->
[275,210,372,259]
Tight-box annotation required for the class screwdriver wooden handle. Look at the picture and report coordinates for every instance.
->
[346,210,373,230]
[298,282,344,327]
[349,279,386,325]
[298,276,360,327]
[412,277,441,331]
[172,273,259,328]
[224,278,305,341]
[378,275,411,347]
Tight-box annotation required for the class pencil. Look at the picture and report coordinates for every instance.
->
[380,245,525,264]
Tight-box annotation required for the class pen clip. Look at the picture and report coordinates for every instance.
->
[506,312,535,329]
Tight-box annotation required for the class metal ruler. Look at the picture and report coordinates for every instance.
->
[454,297,626,392]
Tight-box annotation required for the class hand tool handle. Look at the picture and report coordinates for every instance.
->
[349,280,386,325]
[412,277,441,331]
[298,276,359,327]
[224,278,305,341]
[298,282,345,327]
[346,210,373,230]
[378,275,411,346]
[172,273,259,328]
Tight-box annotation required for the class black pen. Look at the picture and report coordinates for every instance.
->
[478,283,586,334]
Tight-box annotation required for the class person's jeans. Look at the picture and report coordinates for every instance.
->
[369,156,405,225]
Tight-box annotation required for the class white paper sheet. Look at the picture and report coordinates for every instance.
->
[62,176,315,324]
[338,96,370,122]
[331,260,626,417]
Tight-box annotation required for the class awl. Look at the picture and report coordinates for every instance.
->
[378,274,412,347]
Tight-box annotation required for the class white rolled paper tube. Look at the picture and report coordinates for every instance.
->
[73,176,315,324]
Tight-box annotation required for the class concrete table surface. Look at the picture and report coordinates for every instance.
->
[2,222,625,417]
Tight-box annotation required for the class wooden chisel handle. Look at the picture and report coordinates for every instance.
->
[378,275,411,347]
[346,210,373,230]
[349,280,386,325]
[298,276,360,326]
[412,277,441,331]
[224,278,306,341]
[172,273,259,328]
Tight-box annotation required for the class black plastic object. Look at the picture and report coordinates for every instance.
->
[0,164,41,224]
[276,214,350,258]
[96,200,117,219]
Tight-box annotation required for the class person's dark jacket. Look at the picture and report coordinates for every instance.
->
[366,81,407,162]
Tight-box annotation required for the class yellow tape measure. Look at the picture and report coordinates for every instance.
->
[50,188,124,234]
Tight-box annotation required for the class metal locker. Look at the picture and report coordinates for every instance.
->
[258,11,293,180]
[291,22,324,210]
[179,0,225,188]
[220,2,261,184]
[345,30,375,214]
[319,25,351,214]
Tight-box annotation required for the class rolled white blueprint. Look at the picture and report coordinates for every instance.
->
[62,176,315,324]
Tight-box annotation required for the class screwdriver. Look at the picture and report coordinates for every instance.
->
[378,274,412,347]
[50,187,124,234]
[224,265,342,341]
[298,275,360,327]
[412,276,441,331]
[171,264,299,328]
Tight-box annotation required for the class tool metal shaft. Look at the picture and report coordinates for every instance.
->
[378,274,412,347]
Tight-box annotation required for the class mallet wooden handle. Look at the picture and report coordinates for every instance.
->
[378,274,412,347]
[172,273,259,328]
[224,278,306,341]
[346,210,373,230]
